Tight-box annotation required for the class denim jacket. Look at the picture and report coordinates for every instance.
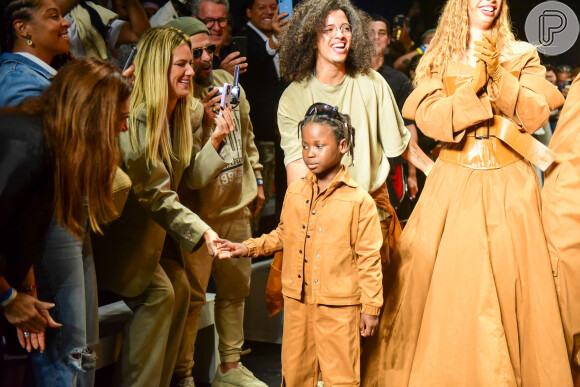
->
[0,52,53,107]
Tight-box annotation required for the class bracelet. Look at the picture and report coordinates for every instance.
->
[256,178,264,185]
[0,287,17,307]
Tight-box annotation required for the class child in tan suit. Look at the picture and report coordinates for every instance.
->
[217,103,383,386]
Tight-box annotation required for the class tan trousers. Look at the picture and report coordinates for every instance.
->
[282,296,361,387]
[115,258,189,387]
[174,209,252,377]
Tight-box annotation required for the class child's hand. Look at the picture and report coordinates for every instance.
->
[360,313,379,337]
[215,238,249,259]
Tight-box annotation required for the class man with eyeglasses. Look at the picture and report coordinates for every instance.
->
[167,17,267,387]
[240,0,289,234]
[192,0,248,77]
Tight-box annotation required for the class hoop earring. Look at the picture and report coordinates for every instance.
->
[26,35,32,46]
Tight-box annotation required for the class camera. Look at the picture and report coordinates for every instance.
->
[210,84,240,107]
[209,65,241,107]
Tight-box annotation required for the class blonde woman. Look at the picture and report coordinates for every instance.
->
[92,27,234,387]
[361,0,572,385]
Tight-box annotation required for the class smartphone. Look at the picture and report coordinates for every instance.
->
[565,78,572,89]
[392,14,405,29]
[220,83,233,109]
[392,14,406,41]
[123,46,137,72]
[278,0,292,20]
[231,36,247,58]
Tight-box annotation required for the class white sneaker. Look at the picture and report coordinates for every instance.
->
[211,362,268,387]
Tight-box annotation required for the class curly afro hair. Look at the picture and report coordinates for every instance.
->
[278,0,374,82]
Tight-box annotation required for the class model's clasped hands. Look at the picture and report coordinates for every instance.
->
[473,33,504,85]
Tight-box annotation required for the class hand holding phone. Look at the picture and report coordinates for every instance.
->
[278,0,292,20]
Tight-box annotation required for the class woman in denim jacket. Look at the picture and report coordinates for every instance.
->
[0,0,70,106]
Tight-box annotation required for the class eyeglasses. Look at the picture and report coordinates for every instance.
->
[192,44,217,59]
[322,23,352,37]
[197,17,229,29]
[305,103,344,123]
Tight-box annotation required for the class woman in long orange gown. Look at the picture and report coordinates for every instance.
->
[361,0,572,385]
[542,75,580,384]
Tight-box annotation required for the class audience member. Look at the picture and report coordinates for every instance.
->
[393,27,434,73]
[556,64,573,98]
[370,13,418,200]
[55,0,149,60]
[0,57,131,383]
[240,0,288,233]
[90,27,230,387]
[192,0,247,75]
[148,0,180,26]
[545,64,557,85]
[0,0,70,106]
[166,17,267,387]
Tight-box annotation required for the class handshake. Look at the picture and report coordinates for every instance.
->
[213,238,250,259]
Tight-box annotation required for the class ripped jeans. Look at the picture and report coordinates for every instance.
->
[30,219,98,387]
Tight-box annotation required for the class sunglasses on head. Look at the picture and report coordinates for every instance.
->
[192,44,217,59]
[305,103,344,123]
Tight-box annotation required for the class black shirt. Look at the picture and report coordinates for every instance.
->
[0,113,53,285]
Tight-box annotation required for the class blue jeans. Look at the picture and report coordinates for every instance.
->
[30,219,98,387]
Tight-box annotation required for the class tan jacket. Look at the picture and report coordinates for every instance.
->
[244,166,383,315]
[92,102,228,297]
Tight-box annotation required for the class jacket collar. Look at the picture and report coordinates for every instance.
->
[304,164,358,191]
[0,52,54,79]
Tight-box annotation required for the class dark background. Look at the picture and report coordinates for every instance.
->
[229,0,580,67]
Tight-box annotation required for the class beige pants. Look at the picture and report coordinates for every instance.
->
[115,258,189,387]
[174,209,252,377]
[282,296,361,387]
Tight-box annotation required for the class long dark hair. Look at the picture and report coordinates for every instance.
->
[3,58,132,236]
